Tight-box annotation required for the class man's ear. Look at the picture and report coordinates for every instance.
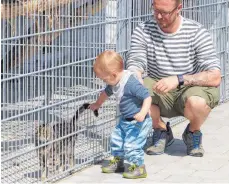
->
[177,4,182,14]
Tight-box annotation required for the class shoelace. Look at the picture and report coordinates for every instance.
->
[109,157,119,165]
[192,134,201,149]
[128,164,137,172]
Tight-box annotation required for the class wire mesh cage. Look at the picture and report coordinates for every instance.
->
[1,0,228,183]
[1,0,118,182]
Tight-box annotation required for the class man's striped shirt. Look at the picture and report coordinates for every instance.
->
[126,16,221,79]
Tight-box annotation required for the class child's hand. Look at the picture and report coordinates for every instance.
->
[134,112,146,122]
[89,103,100,111]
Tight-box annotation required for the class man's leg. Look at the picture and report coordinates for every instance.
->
[149,104,166,130]
[184,96,211,132]
[144,77,180,123]
[144,77,178,155]
[175,86,220,157]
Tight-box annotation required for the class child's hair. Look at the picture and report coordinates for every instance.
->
[94,50,124,75]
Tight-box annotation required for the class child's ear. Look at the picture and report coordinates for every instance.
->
[112,73,117,78]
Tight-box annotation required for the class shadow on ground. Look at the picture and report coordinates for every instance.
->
[144,137,187,157]
[165,138,187,157]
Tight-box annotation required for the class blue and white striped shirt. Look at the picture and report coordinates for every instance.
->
[126,16,221,79]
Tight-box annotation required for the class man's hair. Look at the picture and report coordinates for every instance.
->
[154,0,182,6]
[94,50,124,75]
[175,0,182,5]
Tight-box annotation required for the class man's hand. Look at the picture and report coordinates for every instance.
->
[153,76,179,94]
[134,111,146,122]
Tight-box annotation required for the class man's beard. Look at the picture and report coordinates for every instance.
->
[157,16,177,29]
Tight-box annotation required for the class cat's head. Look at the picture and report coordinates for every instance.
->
[35,121,52,143]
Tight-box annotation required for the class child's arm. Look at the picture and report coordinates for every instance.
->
[89,91,109,111]
[134,96,152,122]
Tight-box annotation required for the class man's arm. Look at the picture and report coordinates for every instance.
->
[153,69,221,94]
[134,70,144,84]
[154,27,222,94]
[186,27,221,87]
[183,69,221,87]
[126,23,147,83]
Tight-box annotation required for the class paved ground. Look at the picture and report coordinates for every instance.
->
[58,102,229,183]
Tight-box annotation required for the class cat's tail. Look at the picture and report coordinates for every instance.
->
[82,103,99,117]
[72,103,98,123]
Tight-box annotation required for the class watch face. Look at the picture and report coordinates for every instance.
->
[178,75,181,81]
[178,75,184,85]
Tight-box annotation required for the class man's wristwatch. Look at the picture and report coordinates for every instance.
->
[177,75,184,88]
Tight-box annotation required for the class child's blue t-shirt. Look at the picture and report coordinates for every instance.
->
[104,70,150,119]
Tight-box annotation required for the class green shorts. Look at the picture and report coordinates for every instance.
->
[144,77,220,118]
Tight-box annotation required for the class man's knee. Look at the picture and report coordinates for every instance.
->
[185,96,211,112]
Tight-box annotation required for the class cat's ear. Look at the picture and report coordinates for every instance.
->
[83,103,90,109]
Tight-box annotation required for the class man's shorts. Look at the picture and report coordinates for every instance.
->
[144,77,220,118]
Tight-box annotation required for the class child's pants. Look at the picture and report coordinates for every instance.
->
[110,116,152,166]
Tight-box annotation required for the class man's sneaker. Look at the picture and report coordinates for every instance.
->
[182,124,204,157]
[146,122,174,155]
[123,164,147,179]
[102,156,124,173]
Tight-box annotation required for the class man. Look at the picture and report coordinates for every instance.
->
[126,0,221,157]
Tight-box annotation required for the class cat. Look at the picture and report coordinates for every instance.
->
[35,103,98,180]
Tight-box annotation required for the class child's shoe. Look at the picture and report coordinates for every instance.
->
[102,156,124,173]
[123,164,147,179]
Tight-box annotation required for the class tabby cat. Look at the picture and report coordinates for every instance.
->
[35,103,98,180]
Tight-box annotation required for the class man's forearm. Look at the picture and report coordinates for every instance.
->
[135,70,143,79]
[128,67,144,84]
[183,69,221,87]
